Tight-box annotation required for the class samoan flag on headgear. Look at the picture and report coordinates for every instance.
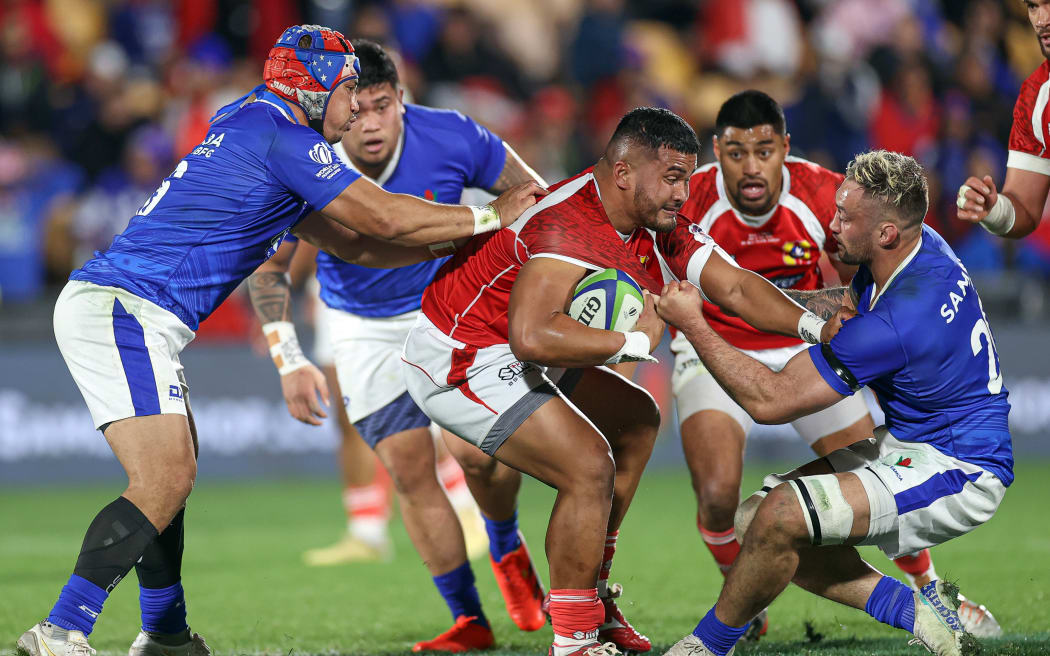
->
[262,24,361,121]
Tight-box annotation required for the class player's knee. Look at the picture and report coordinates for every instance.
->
[734,493,764,541]
[749,483,807,545]
[565,442,615,498]
[454,450,497,482]
[755,476,857,548]
[698,478,741,527]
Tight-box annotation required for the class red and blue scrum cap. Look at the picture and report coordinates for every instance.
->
[263,24,361,121]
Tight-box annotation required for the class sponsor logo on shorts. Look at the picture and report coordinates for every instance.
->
[894,456,913,468]
[169,385,184,401]
[572,629,599,641]
[498,361,536,385]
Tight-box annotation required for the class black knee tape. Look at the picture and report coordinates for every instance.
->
[136,508,185,588]
[74,496,159,592]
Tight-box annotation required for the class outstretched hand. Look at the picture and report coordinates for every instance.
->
[280,363,330,426]
[491,181,549,228]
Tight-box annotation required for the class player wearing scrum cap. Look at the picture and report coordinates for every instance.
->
[247,39,550,651]
[16,25,543,656]
[956,0,1050,238]
[659,151,1011,656]
[401,107,839,656]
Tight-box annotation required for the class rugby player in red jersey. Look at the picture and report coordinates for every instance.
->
[957,0,1050,239]
[401,107,838,656]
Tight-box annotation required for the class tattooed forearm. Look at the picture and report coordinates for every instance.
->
[247,271,292,323]
[487,143,546,193]
[783,287,849,320]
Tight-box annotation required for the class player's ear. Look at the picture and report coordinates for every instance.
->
[878,221,899,248]
[612,159,633,191]
[397,86,406,112]
[783,133,790,155]
[712,135,721,160]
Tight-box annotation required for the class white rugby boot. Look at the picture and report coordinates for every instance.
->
[17,621,96,656]
[128,630,211,656]
[956,594,1002,638]
[909,580,980,656]
[662,634,733,656]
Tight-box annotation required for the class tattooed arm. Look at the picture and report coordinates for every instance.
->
[247,240,330,426]
[487,142,547,194]
[782,286,857,320]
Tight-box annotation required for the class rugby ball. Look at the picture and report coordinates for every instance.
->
[568,268,645,333]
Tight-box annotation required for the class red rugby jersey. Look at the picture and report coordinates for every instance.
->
[678,156,842,350]
[1007,59,1050,176]
[421,169,718,348]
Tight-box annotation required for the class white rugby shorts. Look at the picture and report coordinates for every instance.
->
[821,428,1006,558]
[54,281,195,429]
[319,304,423,425]
[401,313,576,455]
[670,331,869,445]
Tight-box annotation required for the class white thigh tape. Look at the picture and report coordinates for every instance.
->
[790,475,855,546]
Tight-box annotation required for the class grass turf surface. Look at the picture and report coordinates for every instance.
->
[2,463,1048,655]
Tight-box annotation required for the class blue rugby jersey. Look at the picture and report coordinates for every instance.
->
[809,225,1013,485]
[70,86,361,330]
[314,103,506,317]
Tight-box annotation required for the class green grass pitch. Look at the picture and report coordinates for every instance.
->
[3,463,1048,655]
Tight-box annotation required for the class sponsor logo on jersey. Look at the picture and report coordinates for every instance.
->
[782,240,814,265]
[688,223,713,243]
[169,385,184,401]
[267,228,291,258]
[769,273,805,289]
[309,142,334,165]
[424,189,435,200]
[315,163,343,179]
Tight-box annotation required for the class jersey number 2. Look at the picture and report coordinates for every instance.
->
[137,160,188,216]
[970,318,1003,394]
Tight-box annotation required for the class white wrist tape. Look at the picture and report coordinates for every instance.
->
[979,193,1016,236]
[262,321,310,375]
[470,204,501,235]
[606,331,657,365]
[797,311,827,344]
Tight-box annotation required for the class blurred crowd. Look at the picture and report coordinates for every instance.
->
[2,0,1049,322]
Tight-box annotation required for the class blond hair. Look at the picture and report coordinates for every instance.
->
[845,150,928,226]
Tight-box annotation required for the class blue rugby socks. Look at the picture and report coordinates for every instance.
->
[865,575,916,632]
[484,511,521,562]
[433,561,488,628]
[692,607,748,656]
[47,575,108,634]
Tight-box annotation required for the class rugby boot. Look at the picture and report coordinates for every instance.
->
[128,630,211,656]
[739,608,768,642]
[549,642,622,656]
[490,530,547,631]
[302,534,392,566]
[909,580,980,656]
[17,621,96,656]
[412,615,494,652]
[661,634,731,656]
[956,595,1002,638]
[598,583,651,652]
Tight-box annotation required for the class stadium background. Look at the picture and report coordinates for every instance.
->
[1,0,1049,654]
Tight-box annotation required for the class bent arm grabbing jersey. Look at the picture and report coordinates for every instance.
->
[70,86,361,330]
[808,226,1013,486]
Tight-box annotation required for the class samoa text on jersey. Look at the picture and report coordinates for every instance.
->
[69,86,362,330]
[421,168,724,349]
[809,225,1013,486]
[1007,59,1050,176]
[680,156,842,350]
[314,104,506,317]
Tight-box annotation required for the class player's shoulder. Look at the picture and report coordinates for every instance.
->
[785,156,843,192]
[513,169,596,230]
[405,103,488,139]
[1020,59,1050,94]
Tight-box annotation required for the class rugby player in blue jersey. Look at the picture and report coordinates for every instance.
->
[17,25,544,656]
[656,150,1010,656]
[247,39,548,651]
